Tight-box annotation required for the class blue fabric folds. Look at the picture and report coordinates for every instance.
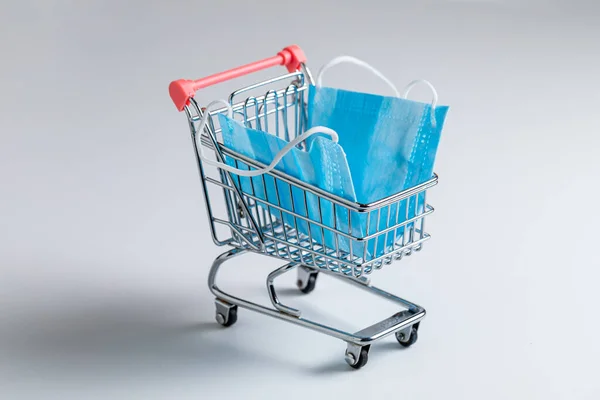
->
[219,113,356,249]
[219,85,449,259]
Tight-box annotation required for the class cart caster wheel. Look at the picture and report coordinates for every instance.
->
[345,345,370,369]
[216,307,237,327]
[215,299,237,327]
[396,326,418,347]
[297,268,318,294]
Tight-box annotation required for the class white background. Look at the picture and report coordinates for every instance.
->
[1,1,599,398]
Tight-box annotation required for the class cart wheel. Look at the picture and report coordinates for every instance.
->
[215,304,238,327]
[396,326,418,347]
[297,271,318,294]
[345,345,370,369]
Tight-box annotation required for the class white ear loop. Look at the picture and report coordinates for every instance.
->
[317,56,401,97]
[316,56,439,127]
[402,79,439,127]
[195,100,339,177]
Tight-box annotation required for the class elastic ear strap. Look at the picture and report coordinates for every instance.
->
[194,99,233,168]
[316,56,401,97]
[195,101,339,177]
[317,56,440,128]
[402,79,439,127]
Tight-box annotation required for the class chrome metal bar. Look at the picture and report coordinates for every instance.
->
[198,129,438,211]
[183,108,229,247]
[282,86,291,142]
[300,63,314,86]
[266,263,302,317]
[228,72,304,105]
[208,249,426,346]
[302,189,318,267]
[352,310,423,343]
[176,62,440,368]
[273,177,293,260]
[420,191,426,242]
[207,175,435,242]
[316,197,330,271]
[184,67,437,278]
[189,99,265,248]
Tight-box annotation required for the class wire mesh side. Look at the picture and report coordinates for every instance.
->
[187,71,436,277]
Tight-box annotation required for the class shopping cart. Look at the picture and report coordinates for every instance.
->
[168,45,439,369]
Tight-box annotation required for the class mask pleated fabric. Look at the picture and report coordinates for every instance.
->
[307,85,449,257]
[215,57,449,261]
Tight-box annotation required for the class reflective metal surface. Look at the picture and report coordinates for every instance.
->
[184,67,437,278]
[178,64,436,367]
[209,249,426,346]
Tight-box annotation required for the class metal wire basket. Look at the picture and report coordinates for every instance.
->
[169,45,439,369]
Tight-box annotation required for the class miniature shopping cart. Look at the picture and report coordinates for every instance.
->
[168,45,439,369]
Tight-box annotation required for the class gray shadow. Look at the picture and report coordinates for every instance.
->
[308,359,356,374]
[0,294,308,381]
[307,339,412,375]
[1,286,397,380]
[375,338,413,351]
[273,287,310,297]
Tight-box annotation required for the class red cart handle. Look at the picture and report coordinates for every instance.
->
[169,45,306,111]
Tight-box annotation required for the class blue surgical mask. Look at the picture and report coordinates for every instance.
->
[199,57,449,260]
[309,57,449,204]
[306,58,449,257]
[217,111,356,250]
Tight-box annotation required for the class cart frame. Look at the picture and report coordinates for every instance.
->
[169,45,438,369]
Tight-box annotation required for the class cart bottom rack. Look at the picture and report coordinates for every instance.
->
[209,248,425,369]
[169,46,437,369]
